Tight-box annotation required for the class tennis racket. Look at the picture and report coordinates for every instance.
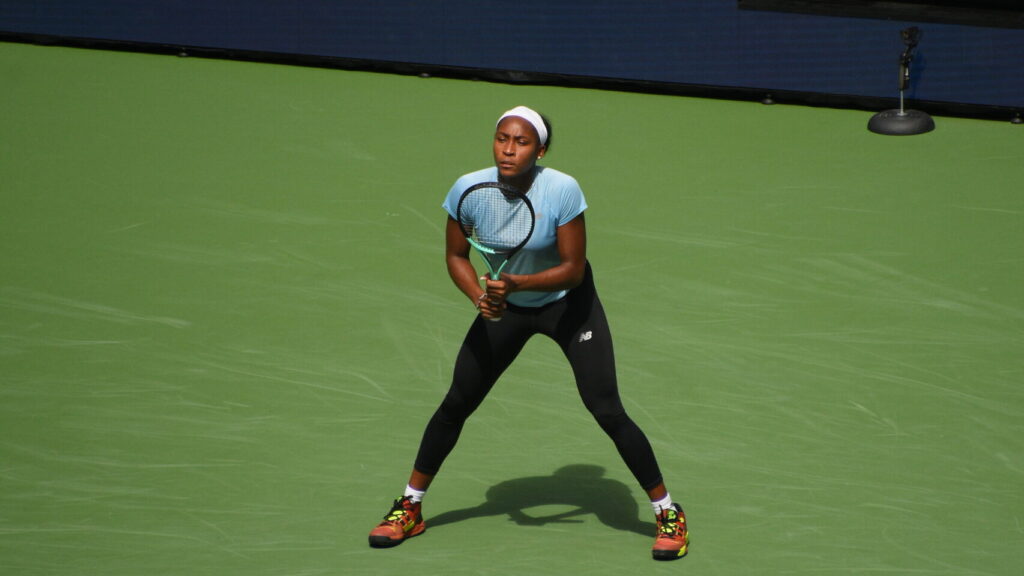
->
[455,181,535,319]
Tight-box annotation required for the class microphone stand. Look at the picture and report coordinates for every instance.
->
[869,27,935,135]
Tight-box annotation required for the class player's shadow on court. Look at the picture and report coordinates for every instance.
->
[428,464,655,537]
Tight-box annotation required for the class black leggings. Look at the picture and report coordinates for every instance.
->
[414,263,664,491]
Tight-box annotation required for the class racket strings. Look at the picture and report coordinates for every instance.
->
[459,187,534,253]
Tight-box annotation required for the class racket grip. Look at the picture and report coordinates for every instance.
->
[487,271,502,321]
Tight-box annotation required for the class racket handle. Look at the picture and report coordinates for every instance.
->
[488,271,502,322]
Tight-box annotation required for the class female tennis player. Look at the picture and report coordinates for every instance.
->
[368,106,688,560]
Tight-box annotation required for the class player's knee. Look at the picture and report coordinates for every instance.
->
[591,409,631,436]
[436,393,478,424]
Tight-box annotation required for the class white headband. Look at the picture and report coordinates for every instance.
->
[496,106,548,146]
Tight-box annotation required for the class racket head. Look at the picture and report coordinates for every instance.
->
[455,181,535,277]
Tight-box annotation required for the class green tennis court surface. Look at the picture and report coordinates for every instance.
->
[2,42,1022,575]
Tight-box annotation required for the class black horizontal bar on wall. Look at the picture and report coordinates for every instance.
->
[738,0,1024,29]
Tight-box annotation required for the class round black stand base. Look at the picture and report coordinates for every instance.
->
[868,109,935,135]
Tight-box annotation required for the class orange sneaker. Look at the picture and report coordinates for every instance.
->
[652,503,689,560]
[368,496,426,548]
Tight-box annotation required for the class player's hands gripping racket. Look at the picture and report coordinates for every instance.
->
[456,182,535,321]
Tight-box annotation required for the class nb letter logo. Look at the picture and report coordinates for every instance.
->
[578,330,593,343]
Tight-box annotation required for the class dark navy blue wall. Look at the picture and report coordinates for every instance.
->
[1,0,1021,109]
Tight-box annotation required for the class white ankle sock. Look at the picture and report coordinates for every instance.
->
[651,493,674,515]
[404,485,426,504]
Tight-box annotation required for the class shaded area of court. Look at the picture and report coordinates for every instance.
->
[1,42,1022,575]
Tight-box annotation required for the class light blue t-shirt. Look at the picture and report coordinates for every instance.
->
[442,166,587,307]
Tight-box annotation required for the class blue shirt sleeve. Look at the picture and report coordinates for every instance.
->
[442,168,498,219]
[556,174,587,226]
